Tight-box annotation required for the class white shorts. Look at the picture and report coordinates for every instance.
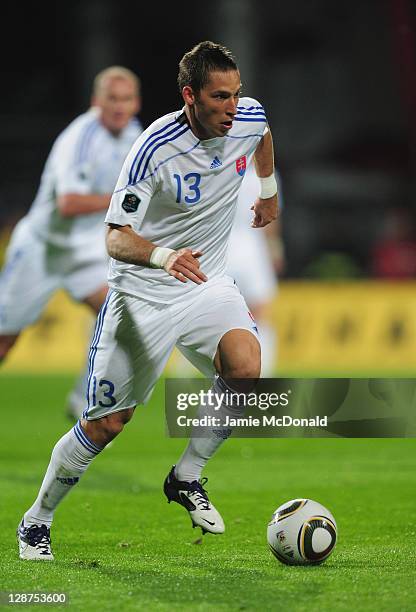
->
[83,276,259,419]
[227,229,277,307]
[0,218,108,333]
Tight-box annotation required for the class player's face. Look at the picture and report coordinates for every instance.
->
[184,70,241,140]
[93,77,140,135]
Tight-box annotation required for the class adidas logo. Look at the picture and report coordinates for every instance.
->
[210,156,222,169]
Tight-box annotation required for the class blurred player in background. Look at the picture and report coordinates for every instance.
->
[0,66,142,416]
[227,162,284,375]
[17,41,278,561]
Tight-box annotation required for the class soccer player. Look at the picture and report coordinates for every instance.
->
[17,41,278,560]
[227,162,284,375]
[0,66,142,415]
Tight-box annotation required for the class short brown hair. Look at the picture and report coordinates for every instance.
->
[178,41,237,94]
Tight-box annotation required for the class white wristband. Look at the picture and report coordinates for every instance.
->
[259,174,278,199]
[149,246,175,269]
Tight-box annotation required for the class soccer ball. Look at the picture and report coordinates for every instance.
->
[267,498,337,566]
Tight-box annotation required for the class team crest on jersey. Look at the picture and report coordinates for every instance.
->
[235,155,247,176]
[122,193,141,213]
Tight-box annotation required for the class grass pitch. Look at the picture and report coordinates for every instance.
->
[1,374,415,611]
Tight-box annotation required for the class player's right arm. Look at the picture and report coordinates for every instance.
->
[251,129,279,228]
[106,224,207,284]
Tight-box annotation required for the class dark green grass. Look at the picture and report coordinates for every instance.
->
[0,374,415,611]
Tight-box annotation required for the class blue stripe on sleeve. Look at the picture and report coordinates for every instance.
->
[131,122,187,185]
[122,139,200,189]
[128,118,181,184]
[235,110,266,117]
[138,140,200,184]
[237,105,264,111]
[138,125,190,181]
[234,117,267,123]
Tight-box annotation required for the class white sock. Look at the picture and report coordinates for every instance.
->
[24,421,103,527]
[175,377,246,482]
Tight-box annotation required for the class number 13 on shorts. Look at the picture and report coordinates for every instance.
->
[90,377,117,408]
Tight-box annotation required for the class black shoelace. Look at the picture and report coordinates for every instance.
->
[188,477,210,511]
[26,525,51,552]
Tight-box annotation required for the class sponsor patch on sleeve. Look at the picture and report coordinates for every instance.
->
[122,193,141,213]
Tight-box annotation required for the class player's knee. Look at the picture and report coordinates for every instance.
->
[222,348,261,380]
[82,408,134,446]
[217,329,260,373]
[219,332,261,380]
[102,410,134,438]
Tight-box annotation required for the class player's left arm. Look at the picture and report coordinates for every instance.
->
[251,129,279,228]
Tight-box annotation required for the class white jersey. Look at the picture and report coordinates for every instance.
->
[106,96,268,303]
[26,107,142,253]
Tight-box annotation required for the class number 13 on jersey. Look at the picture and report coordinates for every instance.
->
[173,173,201,205]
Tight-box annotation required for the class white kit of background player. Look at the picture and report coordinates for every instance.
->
[17,42,278,561]
[0,67,142,415]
